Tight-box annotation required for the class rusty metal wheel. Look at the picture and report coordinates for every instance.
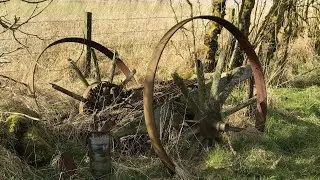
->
[33,38,136,114]
[143,16,267,174]
[79,81,121,114]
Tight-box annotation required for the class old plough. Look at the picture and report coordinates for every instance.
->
[33,16,267,176]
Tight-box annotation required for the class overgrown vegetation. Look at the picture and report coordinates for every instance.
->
[203,86,320,179]
[0,0,319,179]
[1,86,318,179]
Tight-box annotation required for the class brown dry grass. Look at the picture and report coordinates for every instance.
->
[0,0,273,86]
[0,145,40,179]
[2,0,313,93]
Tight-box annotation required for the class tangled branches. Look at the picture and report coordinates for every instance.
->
[0,0,53,58]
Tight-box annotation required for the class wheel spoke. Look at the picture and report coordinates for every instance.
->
[209,52,227,107]
[68,58,89,87]
[172,72,203,114]
[222,97,257,117]
[108,51,118,84]
[195,60,206,110]
[219,65,252,104]
[91,49,101,83]
[50,83,87,102]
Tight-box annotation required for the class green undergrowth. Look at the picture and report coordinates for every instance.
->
[204,86,320,179]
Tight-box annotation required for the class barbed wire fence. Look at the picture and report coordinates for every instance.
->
[0,15,198,58]
[0,13,206,90]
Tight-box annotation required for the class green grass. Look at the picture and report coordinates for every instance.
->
[206,146,233,169]
[204,86,320,179]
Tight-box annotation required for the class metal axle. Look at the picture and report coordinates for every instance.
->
[212,121,244,132]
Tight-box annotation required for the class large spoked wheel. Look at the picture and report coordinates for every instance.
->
[143,16,267,174]
[32,38,136,114]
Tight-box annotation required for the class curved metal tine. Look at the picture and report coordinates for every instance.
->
[91,49,101,83]
[68,58,89,87]
[120,69,136,87]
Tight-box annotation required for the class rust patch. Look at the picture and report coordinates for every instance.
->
[59,152,77,176]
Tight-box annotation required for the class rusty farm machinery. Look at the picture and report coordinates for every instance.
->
[33,16,267,175]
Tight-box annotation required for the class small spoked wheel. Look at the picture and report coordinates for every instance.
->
[33,38,136,114]
[79,81,121,114]
[143,16,267,175]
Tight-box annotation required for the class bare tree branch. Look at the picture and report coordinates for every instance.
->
[0,0,53,56]
[0,74,32,93]
[0,0,50,3]
[0,47,23,57]
[169,0,194,60]
[0,111,40,121]
[20,0,51,3]
[185,0,197,58]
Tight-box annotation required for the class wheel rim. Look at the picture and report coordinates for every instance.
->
[32,37,135,94]
[143,16,267,173]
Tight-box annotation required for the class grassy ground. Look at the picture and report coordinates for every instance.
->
[203,86,320,179]
[18,86,317,179]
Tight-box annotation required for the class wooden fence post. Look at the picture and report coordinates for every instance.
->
[84,12,92,77]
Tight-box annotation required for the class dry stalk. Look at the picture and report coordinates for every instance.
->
[0,111,41,121]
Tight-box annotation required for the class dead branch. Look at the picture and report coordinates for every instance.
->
[0,0,53,48]
[0,74,32,93]
[0,0,50,3]
[169,0,193,58]
[20,0,51,3]
[0,47,23,57]
[0,111,41,121]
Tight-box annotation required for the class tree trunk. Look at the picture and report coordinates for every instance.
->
[261,0,287,74]
[274,0,295,85]
[204,0,226,73]
[229,0,255,69]
[226,9,237,66]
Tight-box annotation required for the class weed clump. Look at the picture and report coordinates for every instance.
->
[6,114,55,166]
